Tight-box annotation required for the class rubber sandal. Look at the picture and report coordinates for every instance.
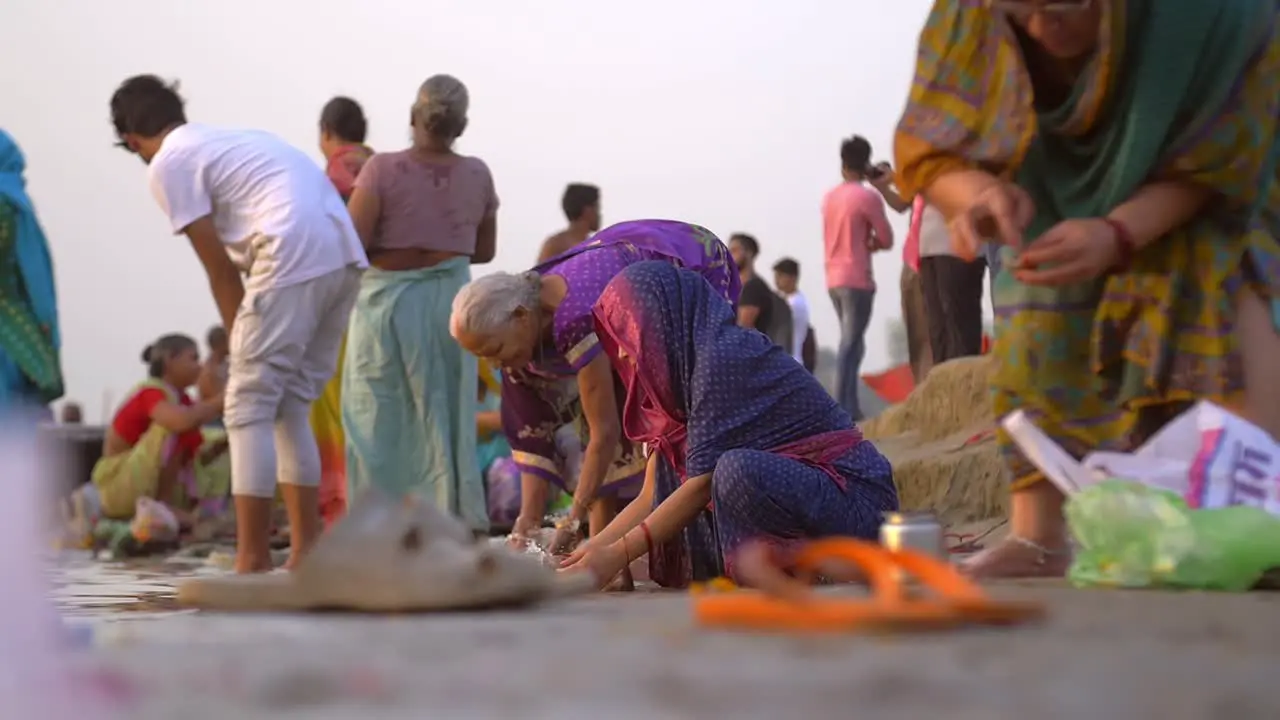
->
[176,490,593,612]
[690,578,739,594]
[693,538,1045,632]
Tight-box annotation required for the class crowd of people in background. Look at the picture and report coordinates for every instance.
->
[2,0,1278,588]
[90,66,909,586]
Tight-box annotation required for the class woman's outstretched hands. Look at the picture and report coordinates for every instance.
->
[559,539,629,591]
[559,540,590,570]
[1014,218,1122,286]
[548,514,588,555]
[949,182,1035,259]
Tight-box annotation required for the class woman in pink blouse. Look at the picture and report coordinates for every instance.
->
[342,75,499,533]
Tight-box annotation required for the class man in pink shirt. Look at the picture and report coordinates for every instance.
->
[822,136,894,420]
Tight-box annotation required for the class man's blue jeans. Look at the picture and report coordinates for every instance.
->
[829,287,875,421]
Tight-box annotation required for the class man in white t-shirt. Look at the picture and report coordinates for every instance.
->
[771,258,812,368]
[915,202,986,364]
[110,75,369,574]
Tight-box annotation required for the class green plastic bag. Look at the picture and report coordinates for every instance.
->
[1065,479,1280,591]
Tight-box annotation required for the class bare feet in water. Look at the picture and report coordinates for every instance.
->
[235,553,274,574]
[961,536,1071,579]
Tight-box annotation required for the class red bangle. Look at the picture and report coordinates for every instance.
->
[1101,217,1136,274]
[639,521,654,556]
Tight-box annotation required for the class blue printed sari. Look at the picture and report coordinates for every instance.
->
[592,261,898,587]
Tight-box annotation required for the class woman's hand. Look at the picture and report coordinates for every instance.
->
[558,539,590,570]
[949,182,1035,259]
[509,513,541,542]
[197,395,224,424]
[559,539,629,591]
[548,514,586,555]
[1015,218,1122,286]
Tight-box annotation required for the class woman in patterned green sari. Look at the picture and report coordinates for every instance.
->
[0,130,62,416]
[895,0,1280,577]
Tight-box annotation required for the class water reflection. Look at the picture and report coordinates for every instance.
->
[49,551,216,619]
[49,539,527,621]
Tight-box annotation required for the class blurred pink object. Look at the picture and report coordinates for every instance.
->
[904,195,924,273]
[0,418,112,718]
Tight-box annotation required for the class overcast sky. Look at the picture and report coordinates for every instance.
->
[1,0,986,420]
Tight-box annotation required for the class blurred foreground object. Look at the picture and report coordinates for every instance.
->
[0,417,108,718]
[177,490,592,611]
[694,538,1043,632]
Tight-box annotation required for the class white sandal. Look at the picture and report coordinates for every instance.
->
[176,491,593,612]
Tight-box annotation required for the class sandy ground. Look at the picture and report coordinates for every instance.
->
[64,575,1280,720]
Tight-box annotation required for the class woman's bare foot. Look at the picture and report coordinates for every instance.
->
[233,494,275,574]
[280,485,321,572]
[963,480,1071,579]
[961,536,1071,579]
[234,552,274,574]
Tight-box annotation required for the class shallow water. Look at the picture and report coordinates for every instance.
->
[49,536,557,622]
[49,552,214,621]
[49,535,646,627]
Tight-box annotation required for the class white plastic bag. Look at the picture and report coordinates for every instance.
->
[1003,401,1280,516]
[1184,403,1280,514]
[129,497,179,544]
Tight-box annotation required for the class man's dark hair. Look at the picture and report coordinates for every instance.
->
[562,183,600,221]
[840,135,872,174]
[319,96,368,144]
[772,258,800,277]
[730,233,760,258]
[111,75,187,141]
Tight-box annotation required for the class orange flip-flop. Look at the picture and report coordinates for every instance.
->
[693,538,1044,632]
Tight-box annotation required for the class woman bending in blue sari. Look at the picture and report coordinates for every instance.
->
[0,130,62,419]
[562,262,898,588]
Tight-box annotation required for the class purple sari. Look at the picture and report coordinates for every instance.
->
[502,220,740,498]
[593,261,898,587]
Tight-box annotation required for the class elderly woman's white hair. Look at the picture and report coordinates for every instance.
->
[412,74,470,141]
[450,271,542,338]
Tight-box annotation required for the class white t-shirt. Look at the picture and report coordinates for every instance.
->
[148,123,368,292]
[784,291,810,364]
[916,203,955,258]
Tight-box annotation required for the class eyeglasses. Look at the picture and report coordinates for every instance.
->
[990,0,1093,18]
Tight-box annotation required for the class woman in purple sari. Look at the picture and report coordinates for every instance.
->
[561,261,897,589]
[450,220,740,550]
